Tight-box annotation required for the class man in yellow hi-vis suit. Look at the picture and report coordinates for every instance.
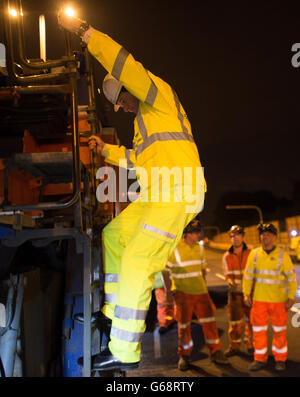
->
[58,13,206,371]
[243,224,297,372]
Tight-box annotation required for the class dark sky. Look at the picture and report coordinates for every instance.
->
[21,0,300,224]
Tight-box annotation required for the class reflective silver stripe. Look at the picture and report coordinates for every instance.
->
[171,260,203,268]
[178,322,191,329]
[206,338,220,344]
[110,326,143,343]
[111,47,129,80]
[255,347,267,354]
[136,109,148,140]
[105,293,117,303]
[105,273,119,283]
[253,248,259,271]
[284,270,295,276]
[244,274,254,280]
[277,249,284,272]
[272,345,287,354]
[172,89,188,134]
[253,325,268,332]
[125,149,134,169]
[227,270,244,275]
[171,271,204,279]
[230,320,243,325]
[198,316,216,323]
[255,278,286,285]
[231,339,242,343]
[181,340,193,350]
[114,305,148,321]
[145,79,158,106]
[287,277,297,282]
[272,325,287,332]
[223,253,229,275]
[135,131,194,157]
[142,223,176,240]
[255,269,281,276]
[174,248,182,266]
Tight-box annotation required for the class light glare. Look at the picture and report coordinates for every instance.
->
[9,8,18,17]
[291,230,298,237]
[65,6,75,17]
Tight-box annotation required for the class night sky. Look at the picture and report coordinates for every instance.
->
[19,0,300,226]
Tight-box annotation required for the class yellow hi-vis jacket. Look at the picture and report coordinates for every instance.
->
[87,30,206,203]
[167,239,207,294]
[243,246,297,303]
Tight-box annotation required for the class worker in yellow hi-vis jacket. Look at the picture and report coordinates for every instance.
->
[166,220,228,370]
[58,12,206,371]
[243,223,297,372]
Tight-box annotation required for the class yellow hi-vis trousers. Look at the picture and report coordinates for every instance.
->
[102,198,196,363]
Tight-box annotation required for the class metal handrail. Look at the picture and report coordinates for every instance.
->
[1,3,82,213]
[3,9,74,85]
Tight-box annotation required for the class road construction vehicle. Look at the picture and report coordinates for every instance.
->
[0,1,126,377]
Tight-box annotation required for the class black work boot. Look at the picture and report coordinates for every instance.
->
[78,347,139,371]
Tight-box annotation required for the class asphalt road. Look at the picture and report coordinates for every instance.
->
[129,247,300,378]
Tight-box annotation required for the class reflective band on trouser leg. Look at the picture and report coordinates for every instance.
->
[108,202,196,363]
[270,302,288,362]
[194,293,221,354]
[101,200,144,320]
[250,301,269,362]
[173,291,194,357]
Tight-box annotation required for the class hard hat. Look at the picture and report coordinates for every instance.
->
[228,225,244,237]
[102,73,123,110]
[257,223,277,235]
[183,219,202,234]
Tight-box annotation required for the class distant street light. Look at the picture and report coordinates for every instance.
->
[225,204,263,224]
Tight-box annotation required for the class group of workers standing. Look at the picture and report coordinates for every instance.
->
[57,12,297,374]
[155,222,297,372]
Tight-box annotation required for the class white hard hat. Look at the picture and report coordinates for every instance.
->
[102,73,122,111]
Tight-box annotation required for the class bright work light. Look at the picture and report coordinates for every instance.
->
[64,6,76,17]
[8,8,18,17]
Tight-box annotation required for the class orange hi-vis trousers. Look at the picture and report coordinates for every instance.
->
[228,292,253,350]
[250,301,288,363]
[154,288,175,328]
[173,291,221,357]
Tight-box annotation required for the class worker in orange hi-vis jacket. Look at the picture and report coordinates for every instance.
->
[243,223,298,372]
[166,219,229,371]
[222,225,253,357]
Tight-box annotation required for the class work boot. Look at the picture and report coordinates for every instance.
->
[74,311,105,325]
[177,356,190,371]
[275,361,286,371]
[224,347,239,357]
[78,347,139,371]
[249,360,267,371]
[210,350,229,364]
